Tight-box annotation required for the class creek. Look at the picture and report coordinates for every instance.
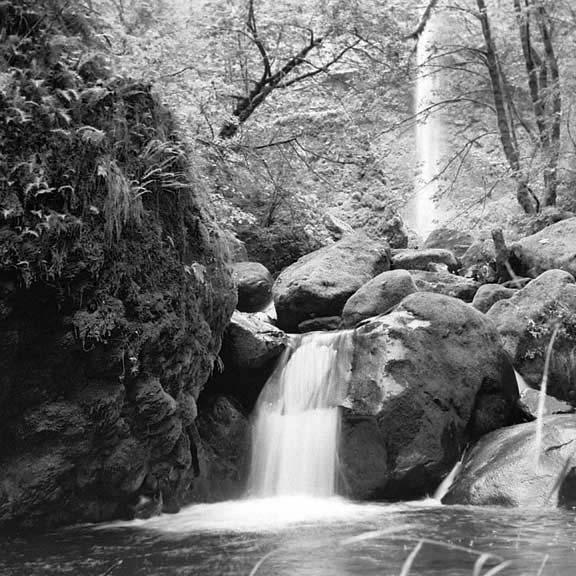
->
[0,498,575,575]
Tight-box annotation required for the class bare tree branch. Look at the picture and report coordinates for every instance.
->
[406,0,441,40]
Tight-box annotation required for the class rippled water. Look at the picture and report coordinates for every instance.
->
[1,497,576,576]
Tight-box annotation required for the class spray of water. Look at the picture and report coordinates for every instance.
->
[248,331,353,498]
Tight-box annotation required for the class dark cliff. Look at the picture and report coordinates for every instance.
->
[0,1,236,528]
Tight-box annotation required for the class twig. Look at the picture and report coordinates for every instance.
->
[536,554,549,576]
[99,559,123,576]
[399,540,423,576]
[534,325,560,464]
[248,549,277,576]
[473,552,492,576]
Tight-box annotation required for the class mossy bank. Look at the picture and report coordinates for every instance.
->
[0,0,236,529]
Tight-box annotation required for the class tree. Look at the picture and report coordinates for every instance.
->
[218,0,360,139]
[409,0,569,216]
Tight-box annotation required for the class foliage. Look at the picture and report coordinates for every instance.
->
[85,0,419,255]
[236,222,322,276]
[414,0,576,225]
[0,0,235,381]
[1,0,202,293]
[73,294,127,347]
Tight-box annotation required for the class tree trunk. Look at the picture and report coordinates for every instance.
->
[476,0,536,213]
[535,0,561,207]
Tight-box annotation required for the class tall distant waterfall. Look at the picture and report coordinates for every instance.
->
[405,11,443,238]
[248,331,353,497]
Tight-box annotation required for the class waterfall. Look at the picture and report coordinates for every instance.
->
[248,331,353,497]
[405,10,443,238]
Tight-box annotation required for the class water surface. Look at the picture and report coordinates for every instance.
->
[1,497,575,576]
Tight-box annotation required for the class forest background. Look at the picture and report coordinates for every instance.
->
[6,0,576,274]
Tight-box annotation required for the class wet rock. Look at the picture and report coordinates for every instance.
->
[222,311,287,371]
[298,316,342,332]
[442,415,576,508]
[340,414,388,499]
[341,270,418,328]
[340,292,525,501]
[196,396,250,501]
[487,269,576,403]
[423,228,475,259]
[519,387,573,416]
[0,452,77,528]
[510,217,576,278]
[273,233,391,332]
[391,248,459,273]
[471,283,516,313]
[232,262,274,313]
[408,270,480,302]
[210,310,287,410]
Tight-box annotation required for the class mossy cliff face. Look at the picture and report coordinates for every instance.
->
[0,1,236,528]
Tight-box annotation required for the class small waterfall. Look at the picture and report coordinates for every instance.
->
[248,331,353,497]
[405,10,443,238]
[432,459,462,501]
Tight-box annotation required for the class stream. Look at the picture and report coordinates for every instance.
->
[1,497,575,576]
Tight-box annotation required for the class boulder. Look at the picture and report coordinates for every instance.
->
[471,283,516,313]
[487,270,576,403]
[510,217,576,279]
[273,233,391,332]
[519,387,573,416]
[408,270,480,302]
[339,292,526,500]
[460,239,497,283]
[298,316,342,332]
[196,396,250,501]
[222,311,287,371]
[341,270,418,328]
[514,207,576,237]
[423,228,475,259]
[208,310,287,410]
[232,262,273,313]
[391,248,459,272]
[442,415,576,508]
[323,212,354,240]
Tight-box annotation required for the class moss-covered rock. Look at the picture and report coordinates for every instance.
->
[0,0,236,529]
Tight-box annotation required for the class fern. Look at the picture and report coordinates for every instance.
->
[98,156,144,243]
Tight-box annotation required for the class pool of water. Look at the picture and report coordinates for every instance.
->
[1,497,575,576]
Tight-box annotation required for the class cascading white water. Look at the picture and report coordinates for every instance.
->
[405,10,443,238]
[248,330,353,497]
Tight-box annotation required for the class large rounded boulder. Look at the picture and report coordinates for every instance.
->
[232,262,273,313]
[472,283,516,313]
[391,248,459,272]
[207,310,287,410]
[273,233,391,332]
[408,270,480,302]
[486,270,576,403]
[341,270,418,328]
[511,217,576,278]
[442,415,576,508]
[339,292,527,500]
[423,228,475,259]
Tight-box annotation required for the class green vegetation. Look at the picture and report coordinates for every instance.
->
[0,0,234,378]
